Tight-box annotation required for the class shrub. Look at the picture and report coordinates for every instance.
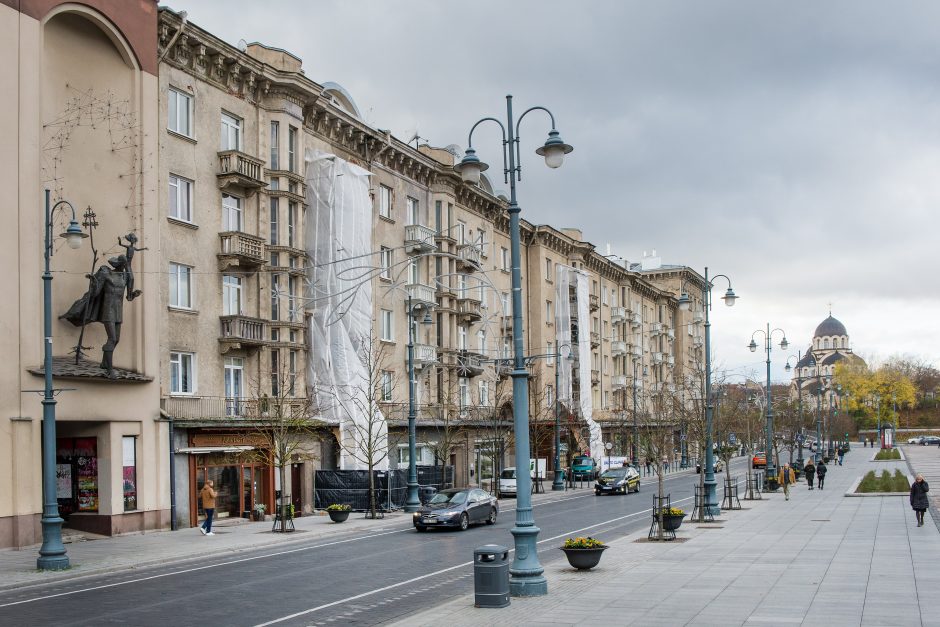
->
[874,448,901,460]
[326,504,351,512]
[666,507,685,516]
[563,536,605,549]
[856,470,911,493]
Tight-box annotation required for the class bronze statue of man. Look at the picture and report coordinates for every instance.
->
[62,254,141,377]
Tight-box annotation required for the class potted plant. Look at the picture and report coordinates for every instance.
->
[252,503,266,521]
[326,503,351,523]
[662,507,685,531]
[559,536,607,570]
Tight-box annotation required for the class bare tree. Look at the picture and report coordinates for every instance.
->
[637,383,680,541]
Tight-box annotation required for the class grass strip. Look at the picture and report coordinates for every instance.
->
[874,449,901,460]
[856,469,910,493]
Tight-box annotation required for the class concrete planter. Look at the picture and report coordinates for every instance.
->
[870,448,905,462]
[560,546,607,570]
[328,510,350,523]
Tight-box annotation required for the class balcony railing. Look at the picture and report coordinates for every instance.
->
[630,344,642,358]
[405,283,437,309]
[611,306,627,322]
[693,336,704,347]
[162,396,310,423]
[217,150,266,192]
[412,343,437,367]
[456,297,483,322]
[612,374,627,389]
[652,351,663,364]
[219,315,268,350]
[611,340,627,356]
[590,331,600,348]
[404,224,438,254]
[589,294,599,311]
[666,354,675,366]
[591,369,600,386]
[455,350,485,377]
[650,322,663,335]
[456,244,482,270]
[630,312,641,327]
[218,231,266,271]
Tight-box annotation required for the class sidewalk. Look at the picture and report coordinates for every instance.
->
[902,443,940,531]
[397,449,940,627]
[0,482,595,592]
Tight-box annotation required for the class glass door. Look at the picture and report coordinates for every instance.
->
[224,357,244,416]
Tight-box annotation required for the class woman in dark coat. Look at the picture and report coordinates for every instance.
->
[816,461,827,490]
[804,460,816,490]
[910,474,930,527]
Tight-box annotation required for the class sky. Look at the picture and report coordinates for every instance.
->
[183,0,940,383]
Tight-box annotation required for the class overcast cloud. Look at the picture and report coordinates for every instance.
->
[184,0,940,382]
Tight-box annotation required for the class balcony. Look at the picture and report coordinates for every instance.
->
[693,311,704,324]
[217,150,266,194]
[219,315,268,352]
[404,224,438,254]
[455,350,485,378]
[590,331,600,348]
[612,374,627,389]
[693,336,704,348]
[630,312,641,328]
[666,354,675,366]
[611,306,627,323]
[456,297,483,323]
[650,322,663,335]
[218,231,266,271]
[495,359,512,379]
[591,369,600,386]
[161,396,311,424]
[405,283,437,309]
[456,244,482,270]
[630,344,642,358]
[266,170,308,205]
[411,343,438,368]
[665,328,675,340]
[611,340,627,356]
[589,294,599,311]
[652,352,663,364]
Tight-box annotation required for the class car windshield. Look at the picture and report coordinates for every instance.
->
[500,469,516,479]
[601,468,627,479]
[573,457,592,466]
[429,491,468,505]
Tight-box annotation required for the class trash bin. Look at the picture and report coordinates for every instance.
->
[418,486,437,505]
[473,544,510,608]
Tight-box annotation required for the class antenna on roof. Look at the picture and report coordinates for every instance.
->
[237,39,248,53]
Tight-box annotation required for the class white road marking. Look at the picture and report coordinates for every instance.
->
[253,497,694,627]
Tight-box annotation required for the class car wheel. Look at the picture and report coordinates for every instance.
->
[459,513,469,531]
[486,508,497,525]
[415,525,427,532]
[636,482,640,493]
[595,490,602,496]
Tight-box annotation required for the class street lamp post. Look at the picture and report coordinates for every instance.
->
[404,296,432,513]
[38,189,87,570]
[748,324,788,487]
[678,268,737,516]
[456,95,572,597]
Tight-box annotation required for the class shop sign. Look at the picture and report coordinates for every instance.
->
[192,433,266,448]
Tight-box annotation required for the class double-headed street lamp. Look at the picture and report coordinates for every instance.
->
[748,324,788,486]
[38,189,88,570]
[456,95,572,597]
[403,296,433,513]
[678,268,737,516]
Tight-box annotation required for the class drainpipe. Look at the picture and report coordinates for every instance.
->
[160,408,178,531]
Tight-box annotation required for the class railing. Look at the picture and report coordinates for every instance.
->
[218,150,265,186]
[650,322,662,335]
[456,244,482,267]
[612,374,627,389]
[652,352,663,364]
[456,297,482,320]
[666,354,675,366]
[590,331,600,347]
[219,231,266,263]
[405,283,436,307]
[611,340,627,356]
[611,306,627,322]
[591,369,600,385]
[589,294,599,311]
[161,396,309,421]
[630,344,642,357]
[412,343,437,365]
[693,336,704,347]
[220,315,267,344]
[404,224,437,252]
[456,350,485,376]
[630,312,641,327]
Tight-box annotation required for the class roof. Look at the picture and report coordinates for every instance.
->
[814,315,847,338]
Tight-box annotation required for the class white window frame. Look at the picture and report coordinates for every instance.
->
[169,262,193,309]
[220,112,241,151]
[501,247,510,271]
[458,325,468,350]
[381,371,393,402]
[406,196,419,226]
[459,378,470,411]
[168,174,193,223]
[170,351,196,395]
[222,275,242,315]
[379,247,392,280]
[479,380,489,406]
[381,309,394,341]
[222,194,242,232]
[546,300,553,325]
[478,330,486,354]
[379,185,392,219]
[545,257,552,282]
[167,87,193,137]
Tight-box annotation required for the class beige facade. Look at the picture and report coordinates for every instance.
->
[0,0,164,548]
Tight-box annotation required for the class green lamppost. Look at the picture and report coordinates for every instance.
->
[456,96,572,597]
[748,324,788,488]
[38,189,87,570]
[404,296,433,513]
[678,268,737,515]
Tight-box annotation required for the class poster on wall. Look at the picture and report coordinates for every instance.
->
[74,437,98,512]
[56,464,72,499]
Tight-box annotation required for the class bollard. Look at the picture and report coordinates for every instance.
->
[473,544,510,608]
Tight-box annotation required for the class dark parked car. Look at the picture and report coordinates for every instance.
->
[595,466,641,495]
[921,436,940,446]
[413,488,498,532]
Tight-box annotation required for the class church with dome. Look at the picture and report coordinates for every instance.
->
[791,313,866,393]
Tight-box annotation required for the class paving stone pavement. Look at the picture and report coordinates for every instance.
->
[396,448,940,627]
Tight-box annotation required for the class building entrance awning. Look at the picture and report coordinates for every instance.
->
[175,445,255,455]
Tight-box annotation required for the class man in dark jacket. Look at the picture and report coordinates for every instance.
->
[816,461,828,490]
[910,474,929,527]
[804,460,816,490]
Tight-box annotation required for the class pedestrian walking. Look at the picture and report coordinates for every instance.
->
[910,474,930,527]
[199,479,217,536]
[777,463,797,500]
[837,446,845,466]
[816,461,827,490]
[804,459,816,490]
[662,456,668,474]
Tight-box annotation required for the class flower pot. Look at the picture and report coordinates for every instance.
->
[252,511,265,521]
[328,510,350,523]
[662,513,685,531]
[560,546,607,570]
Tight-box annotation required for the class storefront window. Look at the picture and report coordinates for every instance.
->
[122,436,137,511]
[56,437,98,514]
[195,452,267,522]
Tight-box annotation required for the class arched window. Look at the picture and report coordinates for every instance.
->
[823,339,830,349]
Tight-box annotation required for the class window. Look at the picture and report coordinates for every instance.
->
[602,287,608,305]
[546,385,555,406]
[288,201,297,247]
[545,258,553,282]
[546,300,553,324]
[168,174,193,222]
[502,336,511,359]
[380,247,392,280]
[381,309,393,341]
[501,292,511,316]
[269,197,279,245]
[169,263,193,309]
[222,194,242,231]
[220,112,241,151]
[167,87,193,137]
[222,275,242,315]
[408,257,421,285]
[271,274,280,321]
[170,351,195,394]
[406,196,419,226]
[288,350,297,396]
[458,325,468,350]
[547,342,555,366]
[379,185,392,218]
[122,436,137,512]
[479,380,489,405]
[270,121,280,169]
[478,330,486,354]
[288,126,298,172]
[456,221,466,244]
[381,371,393,401]
[459,378,470,411]
[224,357,244,416]
[288,275,299,322]
[501,247,510,271]
[271,349,280,396]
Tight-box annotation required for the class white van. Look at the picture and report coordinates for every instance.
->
[498,460,546,496]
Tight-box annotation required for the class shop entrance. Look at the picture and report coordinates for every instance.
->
[193,453,269,523]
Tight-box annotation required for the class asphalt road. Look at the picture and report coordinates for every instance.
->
[0,461,747,627]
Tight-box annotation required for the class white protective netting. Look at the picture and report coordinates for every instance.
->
[305,150,388,470]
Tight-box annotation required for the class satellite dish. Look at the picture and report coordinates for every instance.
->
[237,39,248,53]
